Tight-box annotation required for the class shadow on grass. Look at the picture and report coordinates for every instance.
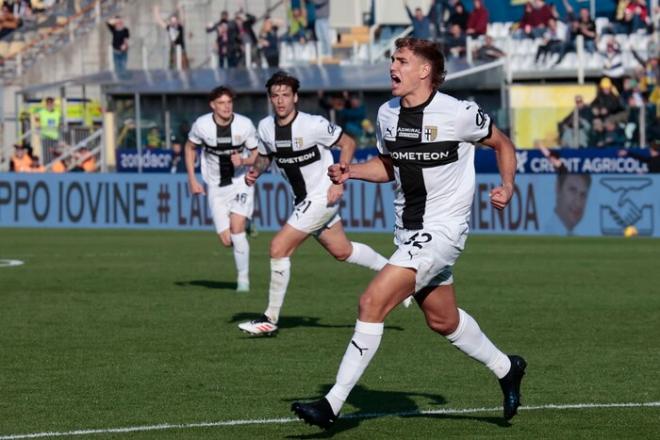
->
[285,384,509,438]
[175,280,238,290]
[229,313,404,333]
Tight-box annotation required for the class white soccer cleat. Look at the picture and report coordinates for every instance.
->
[238,314,278,335]
[402,296,413,308]
[236,281,250,292]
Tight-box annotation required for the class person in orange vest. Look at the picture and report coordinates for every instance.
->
[76,146,97,172]
[10,144,32,172]
[27,156,46,173]
[50,146,67,173]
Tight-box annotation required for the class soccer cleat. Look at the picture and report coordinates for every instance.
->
[236,281,250,292]
[498,354,527,421]
[291,398,338,430]
[238,314,278,335]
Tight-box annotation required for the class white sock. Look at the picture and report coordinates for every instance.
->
[264,257,290,323]
[346,242,388,271]
[325,320,384,415]
[446,308,511,379]
[231,232,249,283]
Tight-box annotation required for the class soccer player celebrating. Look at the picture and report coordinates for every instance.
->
[292,38,526,428]
[186,86,259,292]
[237,71,388,336]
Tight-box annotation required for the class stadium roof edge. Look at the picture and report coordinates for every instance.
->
[19,61,505,96]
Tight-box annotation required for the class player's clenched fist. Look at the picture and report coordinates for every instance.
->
[489,183,514,210]
[188,178,205,195]
[245,167,259,186]
[328,162,350,184]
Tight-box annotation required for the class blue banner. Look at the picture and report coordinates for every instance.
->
[0,173,658,237]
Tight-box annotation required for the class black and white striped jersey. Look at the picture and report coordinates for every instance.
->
[188,112,258,187]
[377,91,492,230]
[257,111,342,205]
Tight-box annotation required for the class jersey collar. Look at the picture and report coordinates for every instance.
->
[400,90,437,113]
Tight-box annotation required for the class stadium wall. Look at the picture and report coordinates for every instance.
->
[0,173,657,237]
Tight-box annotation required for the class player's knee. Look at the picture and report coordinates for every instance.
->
[333,246,352,262]
[358,291,384,317]
[269,240,287,258]
[426,314,459,335]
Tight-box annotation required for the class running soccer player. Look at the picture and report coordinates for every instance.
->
[237,71,388,336]
[186,86,258,292]
[292,37,527,428]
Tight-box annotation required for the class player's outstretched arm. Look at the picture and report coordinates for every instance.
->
[328,154,394,184]
[480,125,516,210]
[335,133,356,167]
[245,153,271,186]
[185,140,205,195]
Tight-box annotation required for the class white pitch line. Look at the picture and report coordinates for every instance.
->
[1,401,659,439]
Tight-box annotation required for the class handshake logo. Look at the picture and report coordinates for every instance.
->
[599,178,654,236]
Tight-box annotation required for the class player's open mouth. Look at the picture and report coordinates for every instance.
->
[391,74,401,83]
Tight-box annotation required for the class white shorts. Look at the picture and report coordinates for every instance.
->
[286,196,341,236]
[207,177,254,233]
[388,222,469,293]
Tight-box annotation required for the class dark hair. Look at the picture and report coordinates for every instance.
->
[208,86,235,102]
[558,173,591,189]
[265,71,300,94]
[45,97,54,103]
[394,37,446,89]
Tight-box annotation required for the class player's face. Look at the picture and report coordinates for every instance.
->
[556,176,589,231]
[269,85,297,119]
[390,47,427,97]
[210,94,233,121]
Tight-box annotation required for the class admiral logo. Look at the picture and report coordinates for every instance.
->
[276,140,293,148]
[217,136,232,144]
[397,127,421,139]
[391,151,451,161]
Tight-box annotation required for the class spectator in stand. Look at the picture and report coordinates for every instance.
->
[311,0,331,57]
[558,94,592,148]
[286,6,308,44]
[358,119,376,148]
[466,0,489,37]
[146,127,162,149]
[602,119,626,147]
[601,39,625,93]
[76,146,96,172]
[404,1,433,40]
[535,18,563,64]
[303,0,316,42]
[36,97,61,158]
[444,23,466,59]
[447,1,468,32]
[591,77,627,124]
[107,16,129,76]
[258,16,281,68]
[624,0,649,33]
[234,10,258,66]
[51,146,67,173]
[28,156,45,173]
[474,35,505,62]
[513,1,536,39]
[576,7,597,52]
[589,117,606,147]
[153,4,188,70]
[619,143,660,172]
[338,93,367,140]
[170,139,186,173]
[9,144,31,172]
[0,4,20,39]
[530,0,554,36]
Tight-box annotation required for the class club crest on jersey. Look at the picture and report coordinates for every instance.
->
[423,126,438,141]
[294,137,304,148]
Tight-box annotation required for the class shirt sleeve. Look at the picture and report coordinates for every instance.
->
[257,123,274,156]
[455,101,492,143]
[244,120,259,150]
[375,118,390,155]
[313,115,343,148]
[187,120,203,145]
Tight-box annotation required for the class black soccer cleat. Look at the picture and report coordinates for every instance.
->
[498,355,527,421]
[291,398,338,430]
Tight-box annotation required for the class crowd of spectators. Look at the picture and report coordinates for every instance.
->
[558,72,659,149]
[0,0,83,40]
[9,141,97,172]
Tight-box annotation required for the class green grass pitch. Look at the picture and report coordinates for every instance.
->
[1,229,659,439]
